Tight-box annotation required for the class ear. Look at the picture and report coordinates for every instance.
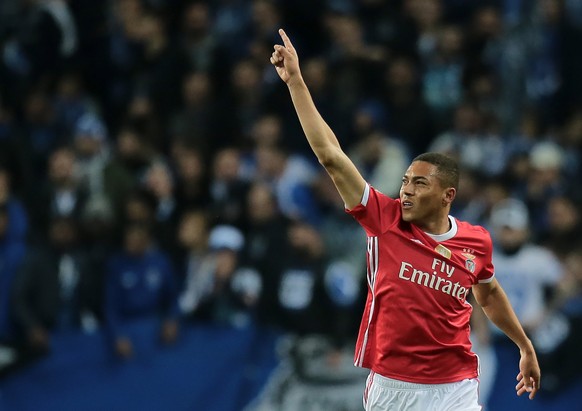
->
[442,187,456,206]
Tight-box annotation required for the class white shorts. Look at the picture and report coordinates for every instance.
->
[363,371,482,411]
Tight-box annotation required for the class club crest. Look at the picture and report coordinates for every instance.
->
[461,252,476,273]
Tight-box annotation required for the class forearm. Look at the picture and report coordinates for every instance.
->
[272,29,366,208]
[479,285,534,352]
[287,78,341,160]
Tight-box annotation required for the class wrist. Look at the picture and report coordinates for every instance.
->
[519,339,535,355]
[287,75,305,89]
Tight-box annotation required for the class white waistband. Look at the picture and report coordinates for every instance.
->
[371,372,466,391]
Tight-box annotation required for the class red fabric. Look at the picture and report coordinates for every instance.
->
[348,185,495,384]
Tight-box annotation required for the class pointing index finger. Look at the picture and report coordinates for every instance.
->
[279,29,294,50]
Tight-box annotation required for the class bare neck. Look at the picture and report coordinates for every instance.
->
[418,212,451,236]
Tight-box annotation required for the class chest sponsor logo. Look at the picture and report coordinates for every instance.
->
[398,258,470,302]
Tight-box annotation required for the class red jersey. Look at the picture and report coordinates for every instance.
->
[347,184,495,384]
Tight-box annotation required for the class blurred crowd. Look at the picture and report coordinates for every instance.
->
[0,0,581,403]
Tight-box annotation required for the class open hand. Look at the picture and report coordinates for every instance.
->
[270,29,301,85]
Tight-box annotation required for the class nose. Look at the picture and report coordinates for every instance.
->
[401,181,414,197]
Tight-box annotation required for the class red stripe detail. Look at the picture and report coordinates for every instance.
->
[363,371,375,405]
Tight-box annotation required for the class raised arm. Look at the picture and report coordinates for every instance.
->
[270,29,366,209]
[473,278,541,400]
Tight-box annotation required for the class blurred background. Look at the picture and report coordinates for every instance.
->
[0,0,581,410]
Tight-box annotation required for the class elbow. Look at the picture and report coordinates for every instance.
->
[317,147,342,171]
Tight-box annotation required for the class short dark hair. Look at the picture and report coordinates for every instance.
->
[412,152,459,190]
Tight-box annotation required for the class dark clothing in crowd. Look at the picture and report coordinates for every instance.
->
[12,247,100,335]
[104,248,179,341]
[0,237,26,341]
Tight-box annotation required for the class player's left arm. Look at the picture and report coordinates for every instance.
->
[472,278,541,399]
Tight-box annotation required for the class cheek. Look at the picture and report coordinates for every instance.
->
[418,193,441,213]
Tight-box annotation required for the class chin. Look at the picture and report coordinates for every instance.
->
[401,212,414,222]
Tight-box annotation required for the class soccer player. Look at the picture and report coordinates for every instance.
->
[270,29,540,410]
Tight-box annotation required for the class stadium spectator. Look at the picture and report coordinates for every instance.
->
[209,147,249,228]
[171,143,210,213]
[0,168,28,247]
[142,160,180,252]
[0,204,26,343]
[52,71,95,136]
[380,56,434,154]
[252,144,320,225]
[104,223,179,359]
[489,198,563,335]
[178,219,259,327]
[11,217,100,354]
[19,90,65,180]
[170,71,220,154]
[429,102,508,176]
[180,2,219,73]
[28,147,87,243]
[77,122,135,218]
[533,246,582,395]
[348,103,410,198]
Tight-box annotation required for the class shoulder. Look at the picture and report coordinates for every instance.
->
[454,218,493,250]
[455,218,490,236]
[362,184,399,208]
[346,183,400,217]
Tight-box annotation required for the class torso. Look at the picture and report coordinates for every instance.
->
[348,184,494,384]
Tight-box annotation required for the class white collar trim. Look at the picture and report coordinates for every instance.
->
[425,216,457,242]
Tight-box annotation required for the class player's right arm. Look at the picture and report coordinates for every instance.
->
[270,29,366,210]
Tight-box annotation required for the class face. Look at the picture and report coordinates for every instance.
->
[177,149,203,181]
[183,72,210,105]
[213,149,240,181]
[49,220,77,250]
[399,161,454,225]
[178,212,207,249]
[49,148,75,183]
[495,226,528,249]
[214,250,237,281]
[124,227,150,256]
[247,184,275,223]
[75,136,102,157]
[125,198,153,224]
[145,163,173,198]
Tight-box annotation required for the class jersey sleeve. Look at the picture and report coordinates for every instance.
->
[345,183,400,236]
[477,232,495,283]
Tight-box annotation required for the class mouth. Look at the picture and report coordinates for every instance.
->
[402,200,413,210]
